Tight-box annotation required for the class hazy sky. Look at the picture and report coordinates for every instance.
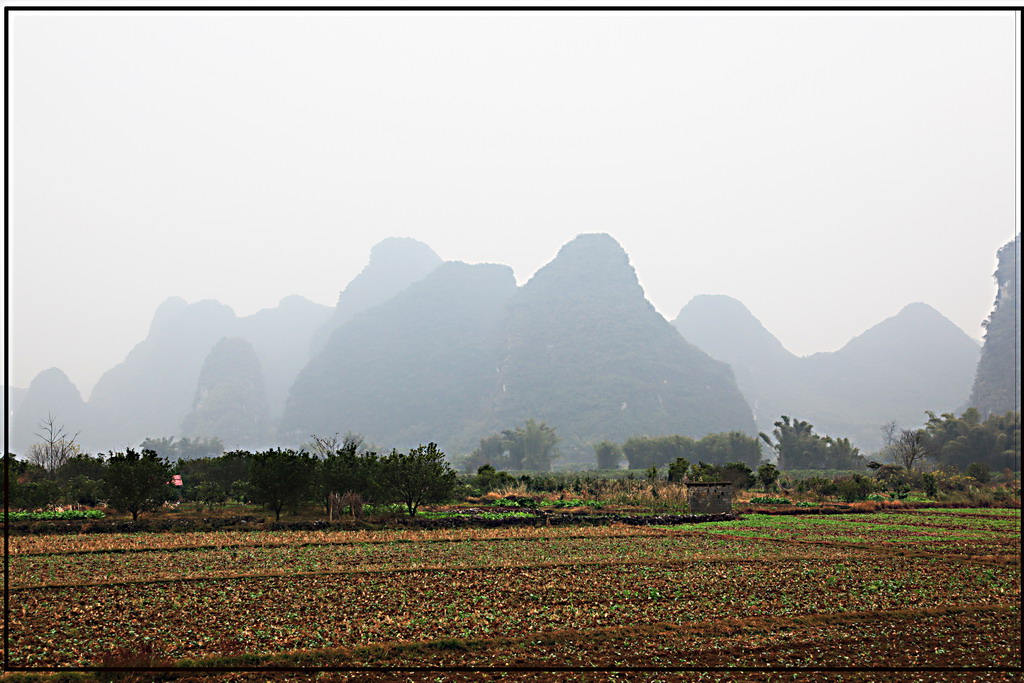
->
[4,9,1021,399]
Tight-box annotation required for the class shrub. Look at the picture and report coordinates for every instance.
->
[8,510,105,521]
[834,474,875,502]
[966,462,993,484]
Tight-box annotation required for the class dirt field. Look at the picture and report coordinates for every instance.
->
[2,508,1020,680]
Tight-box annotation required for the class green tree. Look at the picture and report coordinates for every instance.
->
[468,420,560,471]
[381,443,459,516]
[691,432,763,468]
[140,436,225,461]
[686,461,719,483]
[474,464,515,493]
[922,410,1019,472]
[622,435,694,469]
[966,462,992,483]
[247,449,317,521]
[593,441,623,470]
[177,451,251,502]
[510,419,560,471]
[667,457,690,483]
[318,438,383,512]
[760,416,864,470]
[102,449,173,521]
[718,461,756,490]
[756,462,780,490]
[54,454,105,483]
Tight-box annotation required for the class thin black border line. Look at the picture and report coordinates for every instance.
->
[5,5,1024,10]
[3,0,10,674]
[2,3,1024,679]
[7,665,1024,673]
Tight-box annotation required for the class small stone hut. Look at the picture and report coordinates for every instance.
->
[685,482,733,514]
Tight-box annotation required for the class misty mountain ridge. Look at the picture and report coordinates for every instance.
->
[969,235,1021,417]
[12,233,995,463]
[67,295,329,452]
[308,237,443,355]
[489,234,756,461]
[674,298,981,451]
[283,260,518,453]
[9,368,89,453]
[181,337,272,450]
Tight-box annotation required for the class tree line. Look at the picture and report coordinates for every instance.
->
[5,439,459,521]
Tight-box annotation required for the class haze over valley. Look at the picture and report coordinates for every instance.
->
[7,233,1018,464]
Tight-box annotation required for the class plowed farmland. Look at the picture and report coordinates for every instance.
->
[2,508,1020,680]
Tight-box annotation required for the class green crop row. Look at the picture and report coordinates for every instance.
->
[7,510,105,521]
[418,510,538,520]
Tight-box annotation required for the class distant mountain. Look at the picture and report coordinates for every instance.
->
[282,261,517,452]
[284,235,756,462]
[673,295,798,423]
[88,299,237,449]
[235,295,331,420]
[493,234,756,462]
[181,337,272,450]
[674,298,981,451]
[799,302,980,447]
[88,295,329,450]
[8,368,89,454]
[969,235,1021,417]
[309,237,443,355]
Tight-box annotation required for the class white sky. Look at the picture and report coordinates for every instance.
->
[3,8,1021,399]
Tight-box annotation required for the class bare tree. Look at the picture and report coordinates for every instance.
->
[891,428,931,471]
[28,414,82,472]
[307,432,364,459]
[880,421,898,448]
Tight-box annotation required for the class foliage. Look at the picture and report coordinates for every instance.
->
[474,464,516,493]
[176,451,251,503]
[967,462,993,483]
[467,420,560,472]
[101,449,174,521]
[247,449,317,521]
[760,416,866,470]
[748,497,792,505]
[717,462,756,490]
[834,474,876,502]
[623,435,694,470]
[64,475,103,507]
[8,509,104,521]
[756,462,780,490]
[140,436,225,461]
[593,441,623,470]
[623,432,762,470]
[667,457,690,483]
[921,409,1020,472]
[686,461,720,483]
[869,464,917,499]
[54,454,105,483]
[318,438,384,509]
[381,443,460,516]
